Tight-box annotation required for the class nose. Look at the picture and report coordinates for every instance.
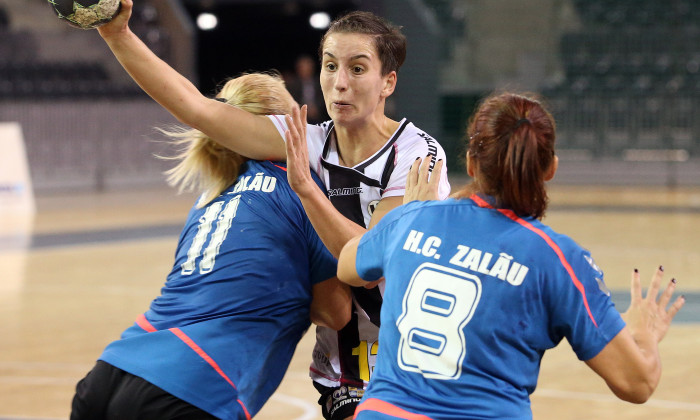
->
[333,68,349,91]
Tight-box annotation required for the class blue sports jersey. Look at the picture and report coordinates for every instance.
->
[99,160,337,420]
[352,195,626,420]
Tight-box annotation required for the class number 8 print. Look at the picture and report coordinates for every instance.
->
[397,263,482,380]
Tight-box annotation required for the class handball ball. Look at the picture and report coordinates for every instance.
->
[49,0,121,30]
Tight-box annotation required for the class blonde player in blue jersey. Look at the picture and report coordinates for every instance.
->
[70,73,351,420]
[337,92,686,419]
[96,3,450,419]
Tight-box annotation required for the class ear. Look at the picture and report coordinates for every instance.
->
[466,151,476,178]
[544,155,558,181]
[381,71,397,98]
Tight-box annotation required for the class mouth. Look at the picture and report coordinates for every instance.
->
[332,101,352,109]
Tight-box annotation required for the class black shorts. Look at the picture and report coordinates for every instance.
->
[70,360,219,420]
[313,382,365,420]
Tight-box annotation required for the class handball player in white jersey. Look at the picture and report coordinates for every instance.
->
[98,3,450,419]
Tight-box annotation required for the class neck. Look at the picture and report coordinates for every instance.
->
[334,115,400,167]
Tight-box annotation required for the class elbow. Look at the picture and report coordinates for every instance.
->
[309,281,352,331]
[327,309,352,331]
[608,377,658,404]
[310,306,351,331]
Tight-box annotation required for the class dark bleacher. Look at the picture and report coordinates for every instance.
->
[0,1,166,100]
[544,0,700,158]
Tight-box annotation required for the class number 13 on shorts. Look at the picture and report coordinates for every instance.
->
[397,263,482,380]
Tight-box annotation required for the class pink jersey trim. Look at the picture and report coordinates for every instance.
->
[133,315,251,418]
[309,366,339,382]
[169,328,238,390]
[354,398,434,420]
[270,114,285,128]
[169,328,252,420]
[135,313,157,333]
[470,194,599,327]
[310,366,364,387]
[382,186,406,194]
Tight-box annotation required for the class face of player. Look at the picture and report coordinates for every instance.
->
[320,33,396,128]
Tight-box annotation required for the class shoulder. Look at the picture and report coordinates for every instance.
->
[513,218,593,273]
[378,198,463,229]
[309,120,332,137]
[530,220,586,254]
[394,121,446,158]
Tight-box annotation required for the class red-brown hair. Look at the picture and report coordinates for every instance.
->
[458,92,556,219]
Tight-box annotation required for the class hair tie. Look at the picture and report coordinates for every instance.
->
[514,118,530,130]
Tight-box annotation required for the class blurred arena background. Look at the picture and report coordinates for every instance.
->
[1,1,699,419]
[1,0,699,190]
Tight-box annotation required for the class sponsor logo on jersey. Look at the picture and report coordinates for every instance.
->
[367,199,380,216]
[328,386,364,417]
[327,186,363,197]
[417,132,439,171]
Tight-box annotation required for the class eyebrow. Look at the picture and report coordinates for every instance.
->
[323,52,371,61]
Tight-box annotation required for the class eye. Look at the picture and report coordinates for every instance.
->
[352,66,364,74]
[324,62,337,71]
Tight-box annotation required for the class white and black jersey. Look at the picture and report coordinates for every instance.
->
[268,115,451,388]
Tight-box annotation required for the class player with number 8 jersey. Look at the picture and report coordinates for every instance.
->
[337,92,685,419]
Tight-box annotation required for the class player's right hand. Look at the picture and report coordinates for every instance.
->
[621,266,685,344]
[403,154,443,204]
[97,0,133,38]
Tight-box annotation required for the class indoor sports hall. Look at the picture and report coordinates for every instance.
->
[1,0,699,419]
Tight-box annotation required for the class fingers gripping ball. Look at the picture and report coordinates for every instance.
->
[48,0,121,29]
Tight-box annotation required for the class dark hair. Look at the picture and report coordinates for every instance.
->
[319,11,406,76]
[462,92,556,219]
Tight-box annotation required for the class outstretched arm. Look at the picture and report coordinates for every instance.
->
[585,266,685,403]
[284,105,369,257]
[337,235,367,287]
[97,0,285,160]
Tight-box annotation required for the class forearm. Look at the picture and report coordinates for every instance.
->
[99,19,286,160]
[101,29,204,128]
[337,235,368,287]
[586,328,661,403]
[300,187,367,258]
[622,331,662,400]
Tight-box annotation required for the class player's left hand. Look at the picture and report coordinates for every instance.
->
[285,105,317,197]
[403,154,443,204]
[621,266,685,344]
[97,0,132,38]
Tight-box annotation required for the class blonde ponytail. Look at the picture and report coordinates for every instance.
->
[158,72,294,207]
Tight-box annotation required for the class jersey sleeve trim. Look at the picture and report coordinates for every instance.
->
[382,185,405,196]
[470,194,599,328]
[267,114,287,135]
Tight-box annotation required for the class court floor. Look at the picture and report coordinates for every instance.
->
[1,184,699,419]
